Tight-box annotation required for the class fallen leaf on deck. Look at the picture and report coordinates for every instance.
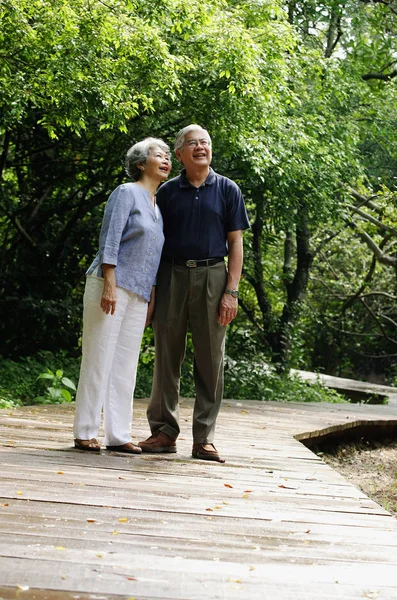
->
[119,476,126,480]
[249,566,255,571]
[57,471,64,475]
[228,578,242,583]
[16,585,29,591]
[55,546,65,550]
[241,410,247,414]
[16,491,23,495]
[305,530,311,534]
[224,484,233,488]
[119,517,129,522]
[205,508,213,511]
[278,484,297,489]
[2,503,9,507]
[86,518,96,523]
[112,529,119,535]
[244,490,252,493]
[364,591,379,599]
[126,577,137,581]
[241,493,250,499]
[96,553,103,558]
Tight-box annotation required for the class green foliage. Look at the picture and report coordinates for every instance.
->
[302,196,397,380]
[0,351,80,408]
[1,0,396,381]
[225,357,346,403]
[1,342,345,409]
[34,368,77,404]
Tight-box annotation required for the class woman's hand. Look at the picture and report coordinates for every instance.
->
[101,264,117,315]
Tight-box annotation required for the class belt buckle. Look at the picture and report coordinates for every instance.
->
[186,259,197,268]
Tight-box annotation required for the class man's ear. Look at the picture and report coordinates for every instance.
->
[175,149,183,163]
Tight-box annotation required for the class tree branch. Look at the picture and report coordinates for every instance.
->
[360,297,397,344]
[348,220,397,266]
[362,70,397,81]
[348,188,383,214]
[361,292,397,301]
[238,298,264,335]
[347,203,397,235]
[0,130,11,180]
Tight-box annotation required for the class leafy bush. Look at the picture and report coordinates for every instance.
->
[0,351,80,408]
[34,369,77,404]
[1,346,345,410]
[224,355,346,403]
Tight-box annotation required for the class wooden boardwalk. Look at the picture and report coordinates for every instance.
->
[1,398,397,600]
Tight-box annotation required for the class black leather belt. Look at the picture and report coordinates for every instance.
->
[163,257,224,268]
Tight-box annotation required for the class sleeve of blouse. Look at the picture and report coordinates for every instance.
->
[97,185,134,267]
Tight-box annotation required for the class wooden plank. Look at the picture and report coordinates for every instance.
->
[1,398,397,599]
[292,369,397,403]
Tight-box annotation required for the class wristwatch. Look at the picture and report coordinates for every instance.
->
[224,289,239,298]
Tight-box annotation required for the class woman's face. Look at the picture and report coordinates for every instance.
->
[143,146,171,182]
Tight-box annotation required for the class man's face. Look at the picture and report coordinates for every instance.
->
[176,128,212,170]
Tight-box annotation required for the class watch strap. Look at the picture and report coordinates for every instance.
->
[224,289,239,298]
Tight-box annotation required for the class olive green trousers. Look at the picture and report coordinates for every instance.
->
[147,261,228,443]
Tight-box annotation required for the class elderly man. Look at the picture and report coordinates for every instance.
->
[139,125,249,463]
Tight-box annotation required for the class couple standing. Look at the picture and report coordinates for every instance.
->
[73,125,249,463]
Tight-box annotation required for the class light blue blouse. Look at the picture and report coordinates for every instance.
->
[86,183,164,302]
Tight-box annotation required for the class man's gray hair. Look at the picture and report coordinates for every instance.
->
[174,125,212,151]
[125,137,170,181]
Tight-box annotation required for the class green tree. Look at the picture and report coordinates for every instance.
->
[231,0,397,370]
[0,0,296,356]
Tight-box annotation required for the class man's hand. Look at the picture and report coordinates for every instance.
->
[145,285,156,327]
[145,301,155,327]
[218,292,238,326]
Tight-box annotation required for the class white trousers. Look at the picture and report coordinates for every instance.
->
[73,275,147,446]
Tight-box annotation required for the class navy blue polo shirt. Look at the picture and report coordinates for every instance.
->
[156,168,250,260]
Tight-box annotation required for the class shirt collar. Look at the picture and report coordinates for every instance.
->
[179,167,216,188]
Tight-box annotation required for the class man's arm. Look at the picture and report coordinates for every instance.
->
[218,230,243,326]
[145,285,156,327]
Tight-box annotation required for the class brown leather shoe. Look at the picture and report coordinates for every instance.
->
[138,431,177,453]
[74,438,101,452]
[106,442,142,454]
[192,443,225,463]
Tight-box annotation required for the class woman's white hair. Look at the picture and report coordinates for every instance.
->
[174,125,211,151]
[125,137,170,181]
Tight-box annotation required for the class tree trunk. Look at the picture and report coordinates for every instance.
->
[271,204,313,369]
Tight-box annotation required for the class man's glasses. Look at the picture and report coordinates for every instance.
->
[184,139,212,148]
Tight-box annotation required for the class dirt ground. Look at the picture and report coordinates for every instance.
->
[322,440,397,517]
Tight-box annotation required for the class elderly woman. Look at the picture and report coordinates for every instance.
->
[73,137,171,453]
